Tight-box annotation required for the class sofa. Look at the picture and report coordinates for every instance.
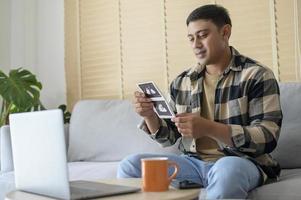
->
[0,82,300,200]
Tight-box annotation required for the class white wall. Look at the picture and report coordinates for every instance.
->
[35,0,66,109]
[0,0,11,73]
[0,0,11,112]
[7,0,66,109]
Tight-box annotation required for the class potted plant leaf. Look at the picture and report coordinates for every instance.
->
[58,104,71,124]
[0,68,45,126]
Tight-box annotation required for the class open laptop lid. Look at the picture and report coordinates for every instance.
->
[10,109,70,199]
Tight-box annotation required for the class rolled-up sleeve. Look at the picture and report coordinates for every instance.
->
[139,118,181,147]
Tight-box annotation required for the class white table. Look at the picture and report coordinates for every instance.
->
[5,178,201,200]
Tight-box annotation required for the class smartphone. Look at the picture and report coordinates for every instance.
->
[171,179,202,189]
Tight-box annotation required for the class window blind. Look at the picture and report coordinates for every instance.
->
[120,0,167,98]
[217,0,275,73]
[165,0,214,84]
[65,0,301,109]
[79,0,121,99]
[275,0,299,81]
[65,0,81,108]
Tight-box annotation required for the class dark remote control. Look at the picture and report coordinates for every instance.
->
[171,179,202,189]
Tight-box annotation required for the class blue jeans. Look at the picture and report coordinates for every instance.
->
[117,154,261,199]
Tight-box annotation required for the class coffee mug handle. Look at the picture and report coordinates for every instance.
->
[167,161,179,182]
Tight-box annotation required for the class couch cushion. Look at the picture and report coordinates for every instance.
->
[0,126,14,172]
[271,83,301,168]
[68,161,119,180]
[248,168,301,200]
[68,100,181,162]
[0,172,15,200]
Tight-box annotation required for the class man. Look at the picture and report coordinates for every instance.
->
[117,4,282,199]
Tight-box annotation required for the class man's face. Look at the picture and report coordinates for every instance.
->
[187,19,229,65]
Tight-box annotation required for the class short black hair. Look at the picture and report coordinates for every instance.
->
[186,4,232,28]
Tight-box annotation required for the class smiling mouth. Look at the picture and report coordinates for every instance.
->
[195,49,206,58]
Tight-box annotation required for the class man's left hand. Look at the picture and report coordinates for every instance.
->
[172,113,208,139]
[172,113,233,146]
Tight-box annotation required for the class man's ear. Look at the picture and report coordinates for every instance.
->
[222,24,231,40]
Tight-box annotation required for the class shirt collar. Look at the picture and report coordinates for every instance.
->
[187,63,205,81]
[223,46,243,74]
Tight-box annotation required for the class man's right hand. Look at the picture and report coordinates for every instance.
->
[133,91,156,118]
[133,91,161,134]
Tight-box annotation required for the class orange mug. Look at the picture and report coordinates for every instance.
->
[141,157,179,192]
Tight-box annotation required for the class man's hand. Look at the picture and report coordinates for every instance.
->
[172,113,207,139]
[133,91,156,118]
[172,113,233,146]
[133,91,160,134]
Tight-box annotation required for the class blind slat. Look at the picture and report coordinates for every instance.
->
[120,0,167,97]
[79,0,121,99]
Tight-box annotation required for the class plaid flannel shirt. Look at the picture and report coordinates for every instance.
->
[140,47,282,182]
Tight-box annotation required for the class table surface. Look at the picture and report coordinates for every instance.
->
[5,178,201,200]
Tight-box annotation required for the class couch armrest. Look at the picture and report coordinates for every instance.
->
[0,125,14,172]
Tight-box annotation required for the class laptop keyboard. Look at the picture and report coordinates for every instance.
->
[70,185,105,200]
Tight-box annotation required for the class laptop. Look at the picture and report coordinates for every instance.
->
[9,109,140,200]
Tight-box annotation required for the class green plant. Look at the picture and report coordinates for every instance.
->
[0,68,72,126]
[0,68,45,126]
[58,104,71,124]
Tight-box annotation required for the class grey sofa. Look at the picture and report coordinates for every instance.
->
[0,82,300,200]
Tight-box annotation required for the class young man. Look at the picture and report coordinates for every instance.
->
[117,4,282,199]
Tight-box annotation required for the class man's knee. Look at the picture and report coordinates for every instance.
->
[209,156,252,177]
[206,156,259,199]
[117,154,143,178]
